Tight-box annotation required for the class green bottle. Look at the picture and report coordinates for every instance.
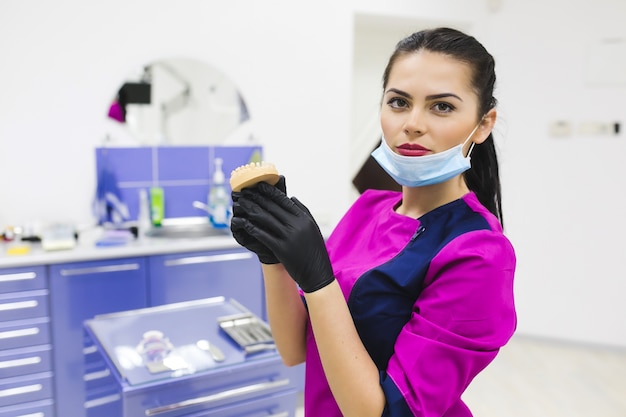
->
[150,187,164,227]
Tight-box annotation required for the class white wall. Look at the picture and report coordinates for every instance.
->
[0,0,624,348]
[0,0,355,228]
[487,0,626,348]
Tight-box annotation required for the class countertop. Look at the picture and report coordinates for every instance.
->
[0,230,241,269]
[0,222,334,269]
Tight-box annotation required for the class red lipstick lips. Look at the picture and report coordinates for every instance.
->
[396,143,430,157]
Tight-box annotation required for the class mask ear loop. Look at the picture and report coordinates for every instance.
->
[466,141,476,158]
[464,121,482,158]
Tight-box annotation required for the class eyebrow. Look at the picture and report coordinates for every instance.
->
[385,88,463,102]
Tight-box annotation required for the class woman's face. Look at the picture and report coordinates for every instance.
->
[380,50,491,157]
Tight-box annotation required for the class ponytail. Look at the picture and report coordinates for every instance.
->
[465,133,503,226]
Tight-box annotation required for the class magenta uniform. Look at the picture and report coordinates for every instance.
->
[302,190,516,416]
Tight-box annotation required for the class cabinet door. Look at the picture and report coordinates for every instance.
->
[0,265,47,294]
[148,249,264,318]
[49,257,148,417]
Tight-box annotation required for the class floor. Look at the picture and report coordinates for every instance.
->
[294,334,626,416]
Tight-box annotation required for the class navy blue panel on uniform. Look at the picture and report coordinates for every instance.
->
[380,371,414,417]
[348,198,492,371]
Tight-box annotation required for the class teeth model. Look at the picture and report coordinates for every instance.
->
[229,162,280,192]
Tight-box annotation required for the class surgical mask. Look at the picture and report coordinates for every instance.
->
[371,123,480,187]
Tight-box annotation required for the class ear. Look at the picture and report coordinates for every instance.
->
[474,108,497,145]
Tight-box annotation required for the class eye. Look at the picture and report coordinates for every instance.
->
[387,97,409,109]
[432,102,455,113]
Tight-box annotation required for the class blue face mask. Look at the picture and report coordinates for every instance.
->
[371,123,481,188]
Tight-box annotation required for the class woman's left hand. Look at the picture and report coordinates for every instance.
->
[231,182,335,293]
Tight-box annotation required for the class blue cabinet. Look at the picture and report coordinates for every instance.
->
[0,265,54,416]
[1,245,270,417]
[148,248,264,319]
[49,258,148,417]
[83,298,298,417]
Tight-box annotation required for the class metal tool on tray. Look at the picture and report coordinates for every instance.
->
[217,312,276,355]
[196,339,226,362]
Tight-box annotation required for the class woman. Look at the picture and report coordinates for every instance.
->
[231,27,516,417]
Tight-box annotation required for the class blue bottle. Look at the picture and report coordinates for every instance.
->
[208,158,231,228]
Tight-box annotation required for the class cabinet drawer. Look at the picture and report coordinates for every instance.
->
[149,249,263,317]
[0,371,53,408]
[85,391,122,417]
[0,317,50,350]
[0,290,49,323]
[0,398,55,417]
[143,389,297,417]
[0,266,46,295]
[84,365,116,393]
[207,389,297,417]
[134,358,298,416]
[0,345,52,379]
[83,342,103,369]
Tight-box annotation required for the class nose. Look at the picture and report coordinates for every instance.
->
[403,108,426,136]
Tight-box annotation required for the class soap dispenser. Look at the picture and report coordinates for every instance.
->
[208,158,231,228]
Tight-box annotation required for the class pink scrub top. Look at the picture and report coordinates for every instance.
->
[302,190,516,416]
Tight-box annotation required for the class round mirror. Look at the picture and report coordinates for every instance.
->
[106,57,249,145]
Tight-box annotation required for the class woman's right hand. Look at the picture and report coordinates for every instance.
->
[232,182,335,293]
[230,176,286,264]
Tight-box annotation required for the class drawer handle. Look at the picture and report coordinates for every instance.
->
[0,383,42,398]
[0,300,38,312]
[0,272,36,282]
[60,263,140,276]
[15,412,44,417]
[0,327,40,340]
[164,252,253,267]
[84,368,111,381]
[267,413,289,417]
[145,378,290,416]
[83,345,98,355]
[0,356,42,369]
[84,393,122,409]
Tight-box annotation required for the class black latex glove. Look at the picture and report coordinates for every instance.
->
[230,176,286,264]
[232,182,335,293]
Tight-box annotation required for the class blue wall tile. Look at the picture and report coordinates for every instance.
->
[157,146,211,181]
[95,145,263,222]
[162,184,210,218]
[96,147,153,183]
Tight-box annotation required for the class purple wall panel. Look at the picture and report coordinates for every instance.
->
[157,146,211,181]
[95,145,262,221]
[162,184,210,218]
[95,147,153,183]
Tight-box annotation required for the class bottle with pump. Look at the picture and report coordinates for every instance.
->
[137,188,151,239]
[208,158,231,228]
